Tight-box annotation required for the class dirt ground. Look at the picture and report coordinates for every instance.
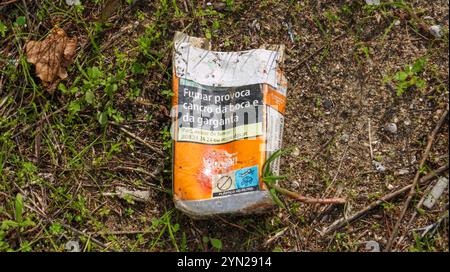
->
[0,0,448,252]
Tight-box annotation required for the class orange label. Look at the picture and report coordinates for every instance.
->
[172,77,286,201]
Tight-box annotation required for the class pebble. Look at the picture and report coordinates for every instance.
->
[322,99,333,110]
[365,240,380,252]
[404,118,411,126]
[395,169,409,176]
[65,0,81,5]
[429,25,443,38]
[292,146,300,157]
[423,177,448,209]
[365,0,380,5]
[340,133,350,143]
[386,123,397,134]
[65,240,80,252]
[373,160,386,173]
[291,180,300,189]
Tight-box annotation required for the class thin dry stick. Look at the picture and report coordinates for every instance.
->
[368,118,374,159]
[385,109,448,251]
[113,124,164,156]
[294,33,345,70]
[0,0,18,7]
[12,105,67,138]
[88,229,148,235]
[322,163,449,235]
[268,183,346,204]
[217,216,253,234]
[58,222,111,250]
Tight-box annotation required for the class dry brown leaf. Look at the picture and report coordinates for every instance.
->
[25,28,77,90]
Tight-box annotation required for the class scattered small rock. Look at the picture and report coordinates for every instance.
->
[66,0,81,5]
[292,146,300,157]
[356,194,367,201]
[404,118,411,126]
[429,25,443,38]
[103,186,151,203]
[340,133,350,143]
[372,160,386,173]
[385,123,397,134]
[65,240,80,252]
[372,214,383,219]
[394,169,409,176]
[291,180,300,189]
[423,177,448,209]
[365,240,380,252]
[365,0,380,5]
[386,183,394,190]
[322,99,333,110]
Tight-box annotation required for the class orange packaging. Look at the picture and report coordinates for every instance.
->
[171,32,287,217]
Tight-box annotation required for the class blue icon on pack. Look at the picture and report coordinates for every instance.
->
[235,166,258,189]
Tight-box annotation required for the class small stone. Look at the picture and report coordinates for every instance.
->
[65,0,81,5]
[423,177,448,209]
[395,169,409,176]
[356,194,367,201]
[404,118,411,126]
[340,133,350,143]
[429,25,443,38]
[372,214,383,219]
[394,20,401,26]
[387,183,394,190]
[373,160,386,173]
[291,180,300,189]
[365,240,380,252]
[365,0,380,5]
[65,240,80,252]
[386,123,397,134]
[292,146,300,157]
[322,99,333,110]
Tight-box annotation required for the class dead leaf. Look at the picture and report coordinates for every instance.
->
[25,28,77,90]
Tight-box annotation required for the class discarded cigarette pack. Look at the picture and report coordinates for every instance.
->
[171,32,287,218]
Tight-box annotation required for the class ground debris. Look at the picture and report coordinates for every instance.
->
[365,0,380,6]
[65,240,80,252]
[365,240,380,252]
[25,28,77,90]
[372,160,386,173]
[65,0,81,6]
[429,25,443,38]
[423,177,448,209]
[103,186,151,203]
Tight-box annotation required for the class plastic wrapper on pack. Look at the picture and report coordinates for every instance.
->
[171,32,288,218]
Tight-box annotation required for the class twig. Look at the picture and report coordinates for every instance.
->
[88,229,148,235]
[312,132,337,159]
[368,118,374,159]
[385,109,448,251]
[217,216,253,234]
[267,183,346,204]
[12,105,67,138]
[294,33,345,70]
[58,222,111,250]
[114,165,158,179]
[322,163,449,236]
[0,0,18,7]
[111,123,164,156]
